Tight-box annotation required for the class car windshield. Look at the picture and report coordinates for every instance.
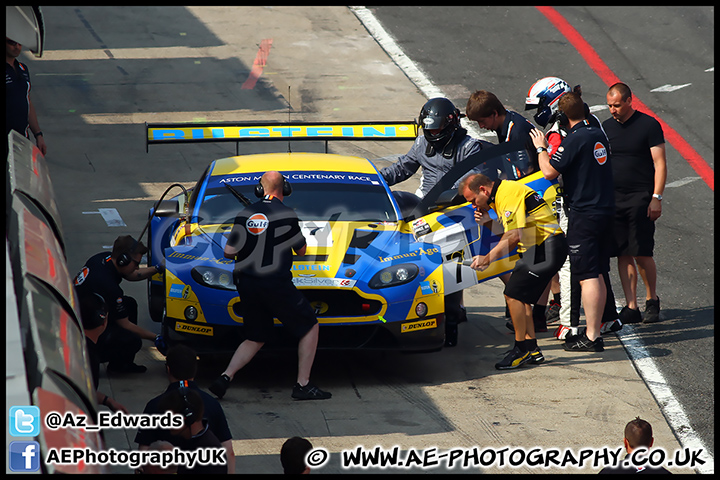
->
[197,182,398,224]
[409,139,537,220]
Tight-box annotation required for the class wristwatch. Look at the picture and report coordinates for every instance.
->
[652,193,663,201]
[536,147,547,154]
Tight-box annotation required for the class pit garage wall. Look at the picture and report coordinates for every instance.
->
[6,131,106,474]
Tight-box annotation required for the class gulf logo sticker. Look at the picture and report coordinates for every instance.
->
[246,213,269,235]
[593,142,608,165]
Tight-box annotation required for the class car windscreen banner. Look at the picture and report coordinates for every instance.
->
[209,171,385,189]
[146,121,418,150]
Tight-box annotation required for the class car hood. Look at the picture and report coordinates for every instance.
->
[170,218,444,283]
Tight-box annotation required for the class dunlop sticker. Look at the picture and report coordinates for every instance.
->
[174,321,214,336]
[400,318,437,333]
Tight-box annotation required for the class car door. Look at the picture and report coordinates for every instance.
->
[405,139,559,294]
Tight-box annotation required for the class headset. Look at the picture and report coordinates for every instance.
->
[116,237,139,267]
[177,380,195,427]
[255,174,293,198]
[79,292,109,330]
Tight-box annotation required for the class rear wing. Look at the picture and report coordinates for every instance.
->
[145,121,418,153]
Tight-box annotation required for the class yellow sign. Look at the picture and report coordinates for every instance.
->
[147,122,418,143]
[174,321,214,336]
[400,318,437,333]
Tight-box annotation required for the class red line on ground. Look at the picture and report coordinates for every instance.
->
[241,38,273,90]
[536,6,714,191]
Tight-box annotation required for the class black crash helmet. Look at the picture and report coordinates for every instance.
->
[418,97,461,145]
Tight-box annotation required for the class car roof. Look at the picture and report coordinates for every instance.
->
[209,152,378,176]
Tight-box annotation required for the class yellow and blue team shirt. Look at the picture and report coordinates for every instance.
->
[488,179,561,253]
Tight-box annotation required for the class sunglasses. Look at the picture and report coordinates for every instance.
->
[6,39,21,46]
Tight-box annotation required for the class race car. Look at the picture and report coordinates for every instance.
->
[144,121,557,354]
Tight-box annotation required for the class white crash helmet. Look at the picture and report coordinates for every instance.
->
[525,77,571,127]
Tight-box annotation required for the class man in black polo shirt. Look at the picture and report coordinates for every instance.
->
[532,92,614,352]
[157,387,228,474]
[603,83,666,324]
[209,171,331,401]
[74,235,167,373]
[78,291,129,414]
[6,36,47,155]
[135,344,235,473]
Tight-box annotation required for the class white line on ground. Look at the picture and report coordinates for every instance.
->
[349,6,492,140]
[82,208,126,227]
[619,327,714,474]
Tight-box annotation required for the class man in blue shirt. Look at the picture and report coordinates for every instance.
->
[532,92,614,352]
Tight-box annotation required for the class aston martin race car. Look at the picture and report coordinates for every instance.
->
[144,121,557,353]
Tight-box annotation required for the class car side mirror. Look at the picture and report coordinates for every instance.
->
[154,199,180,217]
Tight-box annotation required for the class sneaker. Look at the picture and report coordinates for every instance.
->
[545,299,561,324]
[107,362,147,374]
[209,374,231,399]
[600,318,623,334]
[563,333,604,352]
[495,346,531,370]
[619,305,642,324]
[529,347,545,364]
[292,382,332,400]
[643,297,660,324]
[554,325,577,340]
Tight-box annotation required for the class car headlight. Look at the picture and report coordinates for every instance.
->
[191,266,236,291]
[368,263,419,289]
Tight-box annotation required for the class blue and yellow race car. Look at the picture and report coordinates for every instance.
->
[145,121,557,353]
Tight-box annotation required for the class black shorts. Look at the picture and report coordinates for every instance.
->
[612,191,655,257]
[504,234,568,304]
[567,213,613,281]
[236,275,317,343]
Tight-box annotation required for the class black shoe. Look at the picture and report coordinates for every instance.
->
[545,300,561,324]
[495,346,531,370]
[643,297,660,323]
[563,333,604,352]
[107,362,147,374]
[209,374,231,399]
[445,324,458,347]
[505,320,515,332]
[529,347,545,364]
[292,382,331,400]
[619,306,642,324]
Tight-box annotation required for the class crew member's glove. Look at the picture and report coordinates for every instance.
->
[154,263,165,274]
[154,334,169,355]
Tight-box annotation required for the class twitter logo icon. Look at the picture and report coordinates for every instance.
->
[9,406,40,437]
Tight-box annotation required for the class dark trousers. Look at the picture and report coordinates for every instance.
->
[97,296,142,367]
